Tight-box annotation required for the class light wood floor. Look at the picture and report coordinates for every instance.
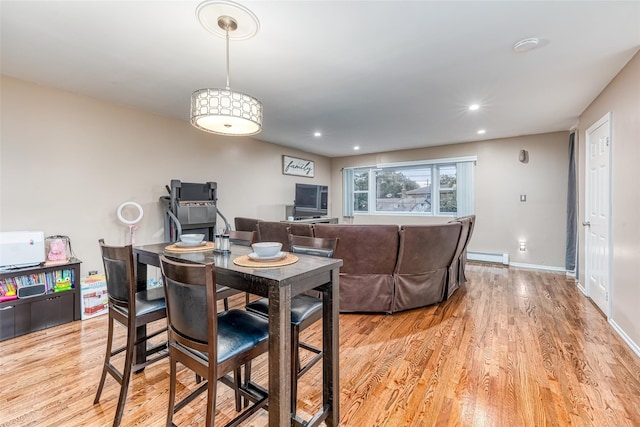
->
[1,264,639,427]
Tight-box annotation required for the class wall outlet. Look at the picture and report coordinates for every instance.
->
[520,194,527,202]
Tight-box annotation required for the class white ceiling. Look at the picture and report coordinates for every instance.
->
[2,1,639,157]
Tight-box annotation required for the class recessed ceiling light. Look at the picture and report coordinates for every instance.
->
[477,129,486,134]
[469,104,480,111]
[513,38,539,53]
[353,146,360,150]
[313,131,322,137]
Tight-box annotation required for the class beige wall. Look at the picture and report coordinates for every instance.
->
[577,51,640,349]
[0,73,571,272]
[0,76,331,274]
[3,53,638,352]
[331,131,570,268]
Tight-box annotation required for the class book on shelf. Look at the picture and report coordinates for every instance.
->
[0,268,75,298]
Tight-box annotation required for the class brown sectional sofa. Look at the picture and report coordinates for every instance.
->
[240,217,475,313]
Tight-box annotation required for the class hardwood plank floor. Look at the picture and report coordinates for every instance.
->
[1,264,639,426]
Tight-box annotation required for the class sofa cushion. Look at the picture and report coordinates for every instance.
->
[313,224,399,274]
[289,222,313,237]
[256,221,291,251]
[313,224,400,313]
[393,223,462,311]
[234,217,260,232]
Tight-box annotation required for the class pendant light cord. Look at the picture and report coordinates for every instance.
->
[225,27,230,89]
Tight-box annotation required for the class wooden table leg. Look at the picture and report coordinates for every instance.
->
[268,283,292,426]
[323,268,340,427]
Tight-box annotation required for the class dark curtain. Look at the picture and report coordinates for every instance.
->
[565,132,577,271]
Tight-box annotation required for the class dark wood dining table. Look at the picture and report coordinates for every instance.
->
[132,242,342,427]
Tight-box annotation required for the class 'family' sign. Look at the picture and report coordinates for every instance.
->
[282,155,315,178]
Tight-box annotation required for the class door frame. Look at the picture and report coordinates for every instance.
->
[583,112,612,316]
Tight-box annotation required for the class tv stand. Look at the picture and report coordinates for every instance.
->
[283,217,338,224]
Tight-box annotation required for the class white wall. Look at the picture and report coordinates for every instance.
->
[577,51,640,352]
[331,132,570,268]
[0,76,331,274]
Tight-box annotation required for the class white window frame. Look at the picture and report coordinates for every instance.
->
[346,156,476,217]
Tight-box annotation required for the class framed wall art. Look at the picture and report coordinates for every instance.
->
[282,155,315,177]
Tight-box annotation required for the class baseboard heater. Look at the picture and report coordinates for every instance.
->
[468,251,509,265]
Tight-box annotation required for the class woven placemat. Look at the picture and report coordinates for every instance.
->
[233,253,298,268]
[164,242,215,253]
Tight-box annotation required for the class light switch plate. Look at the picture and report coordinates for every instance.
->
[520,194,527,202]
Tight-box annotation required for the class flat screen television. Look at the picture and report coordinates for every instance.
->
[294,183,328,218]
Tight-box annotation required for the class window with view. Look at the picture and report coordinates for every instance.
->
[343,157,475,217]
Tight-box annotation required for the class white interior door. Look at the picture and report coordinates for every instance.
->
[584,113,611,316]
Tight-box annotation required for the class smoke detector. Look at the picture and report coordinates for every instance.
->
[513,38,539,53]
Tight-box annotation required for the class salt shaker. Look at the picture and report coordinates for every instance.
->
[222,233,230,252]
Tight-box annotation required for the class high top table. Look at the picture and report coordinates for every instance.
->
[133,243,342,427]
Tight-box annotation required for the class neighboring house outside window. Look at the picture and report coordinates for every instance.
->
[343,157,475,217]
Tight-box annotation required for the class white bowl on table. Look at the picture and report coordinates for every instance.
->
[251,242,282,258]
[179,234,205,244]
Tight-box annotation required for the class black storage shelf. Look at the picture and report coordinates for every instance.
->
[0,259,81,341]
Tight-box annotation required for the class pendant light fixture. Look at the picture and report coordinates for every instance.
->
[190,0,262,136]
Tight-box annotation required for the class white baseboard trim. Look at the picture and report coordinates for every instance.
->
[468,252,566,272]
[610,319,640,358]
[468,251,509,265]
[508,262,567,272]
[577,281,588,296]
